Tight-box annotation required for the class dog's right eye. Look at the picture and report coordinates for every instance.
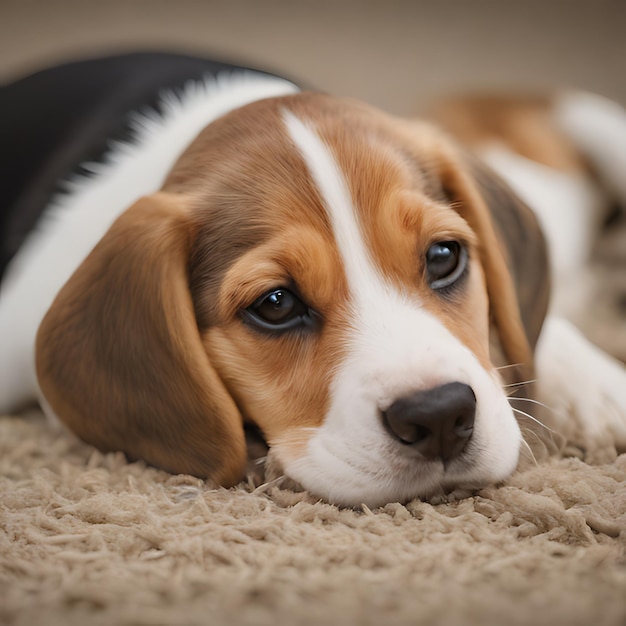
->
[242,288,317,332]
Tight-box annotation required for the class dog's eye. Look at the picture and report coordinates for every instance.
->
[426,241,468,290]
[243,288,316,332]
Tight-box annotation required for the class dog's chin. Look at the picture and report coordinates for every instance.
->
[261,446,517,509]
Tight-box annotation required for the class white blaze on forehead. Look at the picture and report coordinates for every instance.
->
[282,110,389,306]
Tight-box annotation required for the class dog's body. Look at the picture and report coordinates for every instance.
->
[1,53,625,507]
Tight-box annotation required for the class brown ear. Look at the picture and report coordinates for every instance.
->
[434,149,547,383]
[36,192,247,486]
[465,158,551,354]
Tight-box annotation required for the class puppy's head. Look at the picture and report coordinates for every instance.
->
[36,92,546,507]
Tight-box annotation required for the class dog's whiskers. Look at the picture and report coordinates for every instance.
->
[502,379,537,390]
[495,363,523,371]
[510,406,557,436]
[519,437,538,466]
[508,396,552,412]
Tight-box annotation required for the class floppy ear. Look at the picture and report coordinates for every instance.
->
[465,157,551,353]
[36,192,247,486]
[433,148,547,384]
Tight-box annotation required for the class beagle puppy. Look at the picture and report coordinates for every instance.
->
[1,52,625,507]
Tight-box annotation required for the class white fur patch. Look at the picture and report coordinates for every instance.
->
[281,112,521,507]
[536,316,626,460]
[0,72,298,412]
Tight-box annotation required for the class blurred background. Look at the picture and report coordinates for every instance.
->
[1,0,625,114]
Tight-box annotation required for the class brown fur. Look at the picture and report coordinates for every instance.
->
[428,94,586,174]
[36,92,547,482]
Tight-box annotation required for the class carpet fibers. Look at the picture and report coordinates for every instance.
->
[1,409,625,626]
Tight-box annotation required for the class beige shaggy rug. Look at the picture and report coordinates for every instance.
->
[1,405,625,626]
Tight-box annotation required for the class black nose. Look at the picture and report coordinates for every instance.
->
[381,382,476,461]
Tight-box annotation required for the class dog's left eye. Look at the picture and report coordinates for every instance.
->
[426,241,468,290]
[243,288,315,332]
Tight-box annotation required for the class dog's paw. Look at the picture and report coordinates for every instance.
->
[535,316,626,462]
